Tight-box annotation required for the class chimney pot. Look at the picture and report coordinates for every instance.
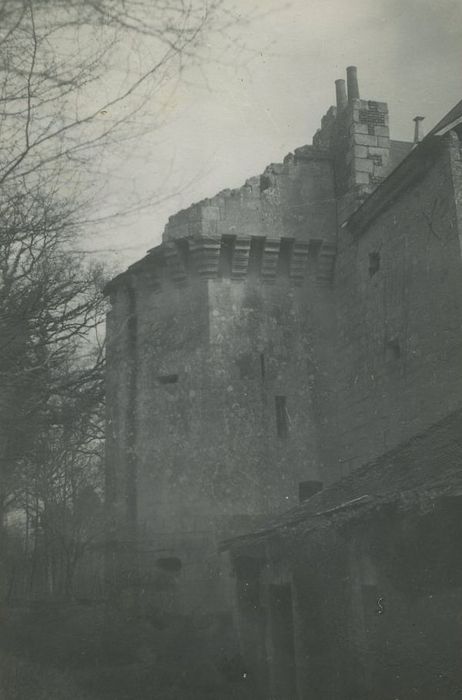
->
[346,66,360,101]
[413,115,425,143]
[335,79,348,110]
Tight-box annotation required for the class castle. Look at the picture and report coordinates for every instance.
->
[104,67,462,697]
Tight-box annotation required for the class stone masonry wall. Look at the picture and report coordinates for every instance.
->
[331,134,462,475]
[163,150,337,244]
[105,233,338,612]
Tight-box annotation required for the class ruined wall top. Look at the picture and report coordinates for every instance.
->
[162,146,336,244]
[162,67,409,245]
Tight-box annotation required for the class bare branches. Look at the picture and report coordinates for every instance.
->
[0,0,248,602]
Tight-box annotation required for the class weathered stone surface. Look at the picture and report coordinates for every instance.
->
[354,133,378,147]
[107,74,456,620]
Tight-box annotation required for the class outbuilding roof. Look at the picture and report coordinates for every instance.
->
[222,407,462,551]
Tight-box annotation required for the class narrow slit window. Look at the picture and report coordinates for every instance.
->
[260,353,266,380]
[275,395,289,439]
[157,374,179,384]
[369,252,380,277]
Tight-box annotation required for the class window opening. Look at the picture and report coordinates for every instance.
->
[156,557,182,574]
[275,395,289,438]
[157,374,179,384]
[260,353,266,380]
[236,354,254,379]
[385,338,401,360]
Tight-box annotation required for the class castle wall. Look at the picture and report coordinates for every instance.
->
[105,67,458,621]
[331,134,462,474]
[105,232,338,612]
[163,151,337,244]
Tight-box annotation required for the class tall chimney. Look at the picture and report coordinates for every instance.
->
[335,79,348,110]
[347,66,360,102]
[413,116,425,144]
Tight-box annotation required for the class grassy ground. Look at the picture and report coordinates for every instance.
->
[0,603,255,700]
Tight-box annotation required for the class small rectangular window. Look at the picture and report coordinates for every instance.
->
[157,374,179,384]
[236,354,254,379]
[385,338,400,361]
[275,396,289,439]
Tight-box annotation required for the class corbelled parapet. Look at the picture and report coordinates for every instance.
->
[104,234,336,297]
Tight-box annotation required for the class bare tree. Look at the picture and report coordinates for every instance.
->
[0,0,245,602]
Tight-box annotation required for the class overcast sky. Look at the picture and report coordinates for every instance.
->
[92,0,462,271]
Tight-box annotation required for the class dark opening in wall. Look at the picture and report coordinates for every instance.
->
[236,353,255,379]
[369,251,380,277]
[299,480,323,502]
[218,235,235,278]
[248,237,265,276]
[260,353,266,380]
[385,337,401,360]
[156,557,182,574]
[268,584,297,698]
[277,238,294,277]
[157,374,179,384]
[260,174,271,192]
[275,395,289,438]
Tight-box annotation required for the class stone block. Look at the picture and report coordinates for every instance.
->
[354,158,374,173]
[352,123,370,135]
[354,145,368,159]
[354,133,378,147]
[202,206,220,220]
[378,136,391,148]
[373,166,388,178]
[374,126,390,137]
[368,146,389,158]
[355,171,370,185]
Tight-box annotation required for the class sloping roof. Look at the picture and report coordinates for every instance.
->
[223,408,462,550]
[427,99,462,138]
[390,139,413,170]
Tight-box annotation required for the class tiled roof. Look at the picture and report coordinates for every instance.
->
[223,408,462,549]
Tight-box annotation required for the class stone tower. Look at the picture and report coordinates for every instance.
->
[104,67,410,615]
